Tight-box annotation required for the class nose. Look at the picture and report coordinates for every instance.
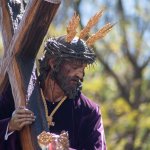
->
[76,67,85,79]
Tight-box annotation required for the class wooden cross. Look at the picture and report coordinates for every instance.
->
[0,0,61,149]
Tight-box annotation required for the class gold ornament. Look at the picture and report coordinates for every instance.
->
[79,9,104,39]
[86,23,114,46]
[37,131,69,150]
[66,12,80,42]
[65,9,114,46]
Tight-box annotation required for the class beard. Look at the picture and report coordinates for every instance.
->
[54,72,83,99]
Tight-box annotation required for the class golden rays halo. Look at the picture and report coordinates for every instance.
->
[66,12,80,42]
[86,23,114,46]
[79,9,104,39]
[65,9,114,46]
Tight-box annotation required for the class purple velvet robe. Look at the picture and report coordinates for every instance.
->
[0,85,22,150]
[0,85,106,150]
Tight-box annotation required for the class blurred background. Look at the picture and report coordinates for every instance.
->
[0,0,150,149]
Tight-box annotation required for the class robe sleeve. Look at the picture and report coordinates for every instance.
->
[0,90,22,150]
[94,107,106,150]
[0,118,11,141]
[0,117,21,150]
[0,93,13,141]
[79,106,107,150]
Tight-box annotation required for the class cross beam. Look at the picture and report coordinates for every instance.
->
[0,0,61,149]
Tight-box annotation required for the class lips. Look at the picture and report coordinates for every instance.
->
[69,79,79,86]
[70,80,78,84]
[68,77,83,87]
[71,79,78,82]
[71,77,82,82]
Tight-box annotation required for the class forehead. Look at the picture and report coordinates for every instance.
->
[63,59,87,67]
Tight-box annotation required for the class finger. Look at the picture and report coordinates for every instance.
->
[15,108,34,115]
[16,117,35,123]
[19,121,33,129]
[15,114,36,119]
[17,106,26,109]
[9,117,35,131]
[17,108,33,114]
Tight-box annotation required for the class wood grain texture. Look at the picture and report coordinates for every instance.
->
[0,0,14,92]
[0,0,14,53]
[7,58,34,150]
[0,0,61,149]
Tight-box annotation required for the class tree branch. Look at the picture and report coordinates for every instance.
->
[140,56,150,70]
[73,0,84,29]
[93,48,132,105]
[118,0,138,69]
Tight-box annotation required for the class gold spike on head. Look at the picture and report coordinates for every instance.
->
[79,9,104,39]
[86,23,114,46]
[66,12,80,42]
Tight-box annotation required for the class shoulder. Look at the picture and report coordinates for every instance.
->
[80,93,98,109]
[75,93,100,115]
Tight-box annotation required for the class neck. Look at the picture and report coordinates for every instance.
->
[42,75,65,103]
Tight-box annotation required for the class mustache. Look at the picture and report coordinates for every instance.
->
[70,76,83,83]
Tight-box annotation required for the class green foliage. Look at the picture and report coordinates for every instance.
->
[83,64,150,150]
[0,0,150,149]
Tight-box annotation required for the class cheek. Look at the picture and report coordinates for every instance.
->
[62,67,74,76]
[61,63,78,77]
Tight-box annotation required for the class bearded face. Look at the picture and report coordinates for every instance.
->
[54,60,86,99]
